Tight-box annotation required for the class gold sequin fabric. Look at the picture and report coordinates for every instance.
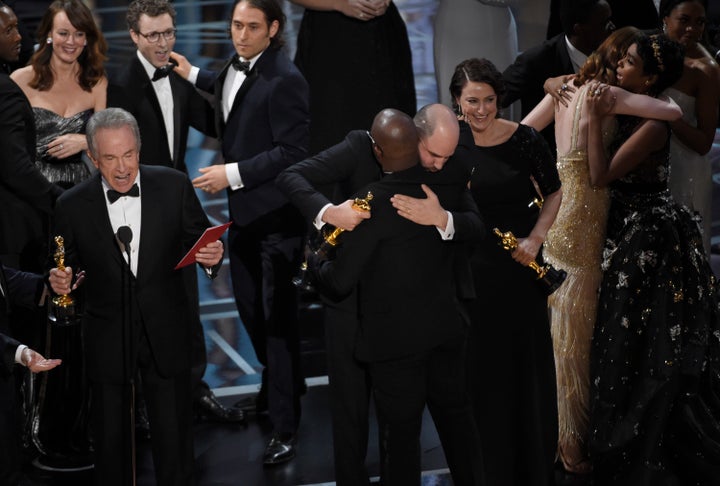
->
[543,85,611,452]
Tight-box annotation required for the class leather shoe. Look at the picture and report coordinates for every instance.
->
[263,433,296,466]
[196,393,246,424]
[234,388,268,415]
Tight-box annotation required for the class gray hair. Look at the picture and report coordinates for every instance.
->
[86,108,141,157]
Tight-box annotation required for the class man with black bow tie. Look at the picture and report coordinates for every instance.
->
[107,0,244,426]
[48,108,224,486]
[174,0,309,465]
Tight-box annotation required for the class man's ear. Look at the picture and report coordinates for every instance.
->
[269,20,279,39]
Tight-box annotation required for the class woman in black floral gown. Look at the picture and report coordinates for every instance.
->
[586,32,720,485]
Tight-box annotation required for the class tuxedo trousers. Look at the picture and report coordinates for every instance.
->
[324,303,372,486]
[368,334,485,486]
[91,330,194,486]
[228,206,304,434]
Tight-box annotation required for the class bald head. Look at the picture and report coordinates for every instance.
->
[369,109,419,174]
[414,104,459,172]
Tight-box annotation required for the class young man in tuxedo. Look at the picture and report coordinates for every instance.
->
[48,108,224,486]
[276,104,483,485]
[107,0,242,427]
[305,109,484,486]
[174,0,310,465]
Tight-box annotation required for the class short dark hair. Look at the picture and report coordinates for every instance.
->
[87,108,142,158]
[230,0,285,49]
[658,0,707,20]
[635,33,685,96]
[448,58,506,115]
[126,0,177,32]
[560,0,604,37]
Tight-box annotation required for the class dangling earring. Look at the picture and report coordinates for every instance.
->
[662,23,667,33]
[46,37,52,44]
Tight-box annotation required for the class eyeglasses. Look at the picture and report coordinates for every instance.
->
[366,131,383,155]
[137,29,176,43]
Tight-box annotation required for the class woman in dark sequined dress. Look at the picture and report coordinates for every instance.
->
[11,0,107,189]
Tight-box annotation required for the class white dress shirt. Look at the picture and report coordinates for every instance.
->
[188,50,266,192]
[137,51,174,160]
[102,175,142,277]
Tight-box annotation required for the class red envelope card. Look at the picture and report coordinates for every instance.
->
[175,221,232,269]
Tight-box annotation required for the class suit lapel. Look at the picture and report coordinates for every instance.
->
[85,175,124,268]
[227,69,259,120]
[136,168,163,282]
[214,60,233,138]
[130,57,173,163]
[169,74,182,169]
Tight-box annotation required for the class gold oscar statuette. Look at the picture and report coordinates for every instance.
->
[49,235,76,325]
[493,228,567,295]
[323,192,374,246]
[293,192,374,291]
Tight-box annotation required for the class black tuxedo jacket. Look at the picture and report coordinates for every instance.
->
[196,47,309,227]
[0,72,63,268]
[502,33,573,150]
[51,166,214,384]
[107,55,216,174]
[277,130,484,300]
[0,265,43,376]
[276,130,383,223]
[0,333,18,378]
[310,165,483,362]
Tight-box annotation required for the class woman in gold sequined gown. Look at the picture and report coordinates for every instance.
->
[522,27,683,474]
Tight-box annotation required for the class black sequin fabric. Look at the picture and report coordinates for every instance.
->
[589,116,720,485]
[34,107,92,188]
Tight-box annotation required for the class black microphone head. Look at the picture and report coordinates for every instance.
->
[117,226,133,245]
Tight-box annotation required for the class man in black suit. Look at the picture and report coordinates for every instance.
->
[107,0,242,426]
[276,103,482,486]
[178,0,310,465]
[306,109,484,485]
[0,2,62,273]
[48,108,224,486]
[502,0,613,150]
[0,264,60,486]
[547,0,659,37]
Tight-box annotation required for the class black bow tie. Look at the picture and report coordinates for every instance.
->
[107,183,140,203]
[152,64,172,82]
[231,56,250,74]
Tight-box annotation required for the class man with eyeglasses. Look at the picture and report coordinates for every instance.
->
[107,0,243,431]
[276,103,482,485]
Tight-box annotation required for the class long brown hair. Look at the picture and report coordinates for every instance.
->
[30,0,107,92]
[574,26,640,86]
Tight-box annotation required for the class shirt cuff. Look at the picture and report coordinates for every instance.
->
[188,66,199,85]
[225,163,244,190]
[436,211,455,240]
[15,344,28,366]
[314,203,332,230]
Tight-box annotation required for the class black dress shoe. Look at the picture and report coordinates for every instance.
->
[234,388,268,414]
[263,433,296,466]
[196,393,246,424]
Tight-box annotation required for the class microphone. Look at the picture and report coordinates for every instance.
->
[116,226,133,257]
